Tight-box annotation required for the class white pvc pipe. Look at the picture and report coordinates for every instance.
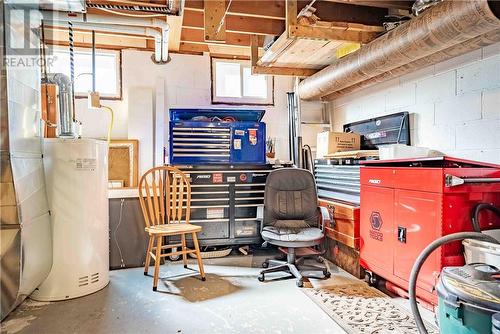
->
[146,28,162,63]
[42,11,169,63]
[159,23,169,62]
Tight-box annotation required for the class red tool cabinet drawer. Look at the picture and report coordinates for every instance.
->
[360,168,395,188]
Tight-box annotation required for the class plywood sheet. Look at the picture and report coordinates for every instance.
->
[259,35,346,70]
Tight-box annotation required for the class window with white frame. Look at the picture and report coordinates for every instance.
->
[47,47,121,99]
[211,58,273,105]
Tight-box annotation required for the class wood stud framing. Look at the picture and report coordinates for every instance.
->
[43,0,403,63]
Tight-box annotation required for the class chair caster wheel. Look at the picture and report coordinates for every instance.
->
[324,271,331,279]
[262,261,269,268]
[201,277,206,281]
[258,274,265,282]
[296,279,304,287]
[184,265,188,269]
[365,272,378,286]
[153,287,157,291]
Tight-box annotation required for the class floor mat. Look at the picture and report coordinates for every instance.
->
[303,284,439,334]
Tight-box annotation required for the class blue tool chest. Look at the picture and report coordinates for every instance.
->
[168,109,266,165]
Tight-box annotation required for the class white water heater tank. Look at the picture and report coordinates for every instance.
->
[31,138,109,300]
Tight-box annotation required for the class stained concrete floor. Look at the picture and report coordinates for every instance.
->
[1,251,435,334]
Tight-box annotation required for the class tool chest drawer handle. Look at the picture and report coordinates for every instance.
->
[445,174,500,187]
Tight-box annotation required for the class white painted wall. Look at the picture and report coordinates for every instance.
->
[330,42,500,165]
[75,50,302,175]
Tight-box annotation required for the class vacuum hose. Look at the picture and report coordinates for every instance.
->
[471,203,500,232]
[409,232,499,334]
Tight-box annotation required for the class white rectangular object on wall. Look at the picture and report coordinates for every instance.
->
[128,87,153,176]
[154,78,165,166]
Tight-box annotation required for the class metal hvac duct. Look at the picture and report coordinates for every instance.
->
[43,73,76,138]
[298,0,500,101]
[1,3,52,320]
[324,29,500,100]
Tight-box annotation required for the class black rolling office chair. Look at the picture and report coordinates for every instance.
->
[257,168,332,287]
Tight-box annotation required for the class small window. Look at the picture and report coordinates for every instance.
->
[212,58,273,105]
[47,47,121,99]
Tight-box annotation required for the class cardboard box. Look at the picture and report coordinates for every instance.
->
[316,132,360,158]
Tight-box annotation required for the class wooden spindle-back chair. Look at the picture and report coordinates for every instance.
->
[138,166,205,291]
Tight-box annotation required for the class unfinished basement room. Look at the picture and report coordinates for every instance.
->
[1,0,500,333]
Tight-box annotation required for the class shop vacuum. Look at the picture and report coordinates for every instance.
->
[409,204,500,334]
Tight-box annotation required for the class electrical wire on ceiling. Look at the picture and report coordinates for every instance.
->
[215,0,233,35]
[92,7,167,18]
[298,0,317,18]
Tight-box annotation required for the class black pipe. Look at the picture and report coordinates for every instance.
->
[471,203,500,232]
[409,232,499,334]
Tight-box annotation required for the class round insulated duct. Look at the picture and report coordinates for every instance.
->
[298,0,500,101]
[323,28,500,100]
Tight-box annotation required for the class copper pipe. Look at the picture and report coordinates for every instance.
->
[298,0,500,101]
[323,29,500,100]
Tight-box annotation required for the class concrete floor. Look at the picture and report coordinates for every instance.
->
[1,251,435,334]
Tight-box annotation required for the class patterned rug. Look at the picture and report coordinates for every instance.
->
[303,284,439,334]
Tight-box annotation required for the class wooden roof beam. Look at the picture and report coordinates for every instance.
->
[289,23,381,44]
[185,0,397,21]
[204,0,226,41]
[181,27,265,47]
[322,0,413,10]
[184,0,286,20]
[183,10,285,36]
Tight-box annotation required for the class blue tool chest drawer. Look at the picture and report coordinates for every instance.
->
[168,109,266,165]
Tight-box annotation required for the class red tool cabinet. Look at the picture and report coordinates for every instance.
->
[359,157,500,305]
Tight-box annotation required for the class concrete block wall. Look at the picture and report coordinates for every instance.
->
[76,50,296,174]
[330,42,500,165]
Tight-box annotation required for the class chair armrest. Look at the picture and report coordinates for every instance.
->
[318,206,333,231]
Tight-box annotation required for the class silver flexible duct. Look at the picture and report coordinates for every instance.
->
[44,73,75,138]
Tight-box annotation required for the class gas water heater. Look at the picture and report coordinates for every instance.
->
[31,138,109,301]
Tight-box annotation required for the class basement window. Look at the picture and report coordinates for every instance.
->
[211,58,273,105]
[47,47,122,99]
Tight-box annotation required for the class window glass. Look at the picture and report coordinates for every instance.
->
[242,67,267,98]
[215,61,241,98]
[212,59,273,105]
[48,48,120,98]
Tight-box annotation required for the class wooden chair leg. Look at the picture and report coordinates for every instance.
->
[144,235,154,276]
[192,232,206,281]
[181,233,188,269]
[153,235,163,291]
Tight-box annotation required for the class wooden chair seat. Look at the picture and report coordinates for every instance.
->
[145,223,202,235]
[139,166,206,291]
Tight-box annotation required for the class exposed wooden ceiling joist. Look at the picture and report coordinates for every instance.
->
[203,0,226,41]
[323,0,412,10]
[45,0,406,59]
[183,10,285,36]
[183,1,388,29]
[181,27,265,47]
[289,23,380,44]
[184,0,286,20]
